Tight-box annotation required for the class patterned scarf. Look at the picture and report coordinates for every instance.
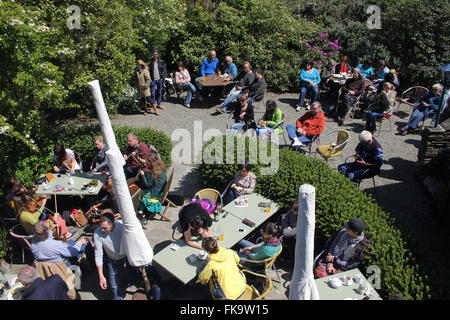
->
[264,236,282,247]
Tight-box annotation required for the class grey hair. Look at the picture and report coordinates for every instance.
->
[18,266,40,287]
[127,133,138,140]
[352,67,362,77]
[311,101,322,109]
[432,83,443,92]
[359,130,372,143]
[33,221,50,243]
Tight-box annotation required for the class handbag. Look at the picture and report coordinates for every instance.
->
[70,208,88,227]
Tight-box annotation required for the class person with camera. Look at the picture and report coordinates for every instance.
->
[123,133,151,180]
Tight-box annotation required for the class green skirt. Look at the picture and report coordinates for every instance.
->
[139,190,162,213]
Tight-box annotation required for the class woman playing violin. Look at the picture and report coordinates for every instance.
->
[52,144,79,174]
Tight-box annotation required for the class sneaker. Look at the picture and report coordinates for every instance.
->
[216,106,225,114]
[306,105,311,110]
[292,140,303,147]
[66,231,78,240]
[295,106,301,112]
[184,104,190,108]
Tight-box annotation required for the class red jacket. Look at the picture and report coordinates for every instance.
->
[296,111,326,137]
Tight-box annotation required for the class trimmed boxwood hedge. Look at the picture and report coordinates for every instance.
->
[196,135,435,300]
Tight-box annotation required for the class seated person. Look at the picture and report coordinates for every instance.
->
[325,56,351,97]
[287,101,325,147]
[228,93,255,136]
[195,50,219,96]
[372,71,396,95]
[336,68,367,125]
[256,100,283,140]
[198,237,247,300]
[240,68,266,105]
[373,59,390,82]
[357,59,374,79]
[223,163,257,206]
[338,130,383,182]
[1,177,22,224]
[216,61,254,113]
[90,136,108,173]
[18,266,71,300]
[178,202,213,249]
[137,155,167,219]
[30,221,88,267]
[314,218,372,278]
[400,83,443,135]
[14,194,75,239]
[364,82,396,133]
[122,132,150,179]
[175,61,202,109]
[222,55,238,80]
[279,201,299,238]
[390,69,400,87]
[295,61,321,111]
[52,144,79,174]
[237,222,283,264]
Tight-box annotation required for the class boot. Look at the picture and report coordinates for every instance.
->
[152,103,159,116]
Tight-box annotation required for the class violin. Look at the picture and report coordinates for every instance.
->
[17,185,45,213]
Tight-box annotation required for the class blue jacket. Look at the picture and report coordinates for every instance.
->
[223,63,238,79]
[22,275,71,300]
[201,57,219,76]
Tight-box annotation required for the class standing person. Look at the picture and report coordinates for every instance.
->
[52,144,79,174]
[17,266,71,300]
[256,100,283,140]
[295,61,321,111]
[338,130,383,182]
[286,101,326,147]
[148,48,167,111]
[135,59,155,115]
[195,50,219,96]
[228,93,255,136]
[137,156,167,219]
[90,136,109,173]
[122,133,151,180]
[178,202,213,249]
[198,237,247,300]
[222,162,257,206]
[94,212,137,300]
[216,61,254,113]
[175,61,202,108]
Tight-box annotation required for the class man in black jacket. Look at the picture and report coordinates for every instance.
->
[244,68,267,104]
[18,266,71,300]
[148,48,167,111]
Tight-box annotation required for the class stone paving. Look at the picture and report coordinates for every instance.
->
[14,90,450,300]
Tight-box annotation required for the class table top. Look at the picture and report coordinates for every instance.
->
[314,268,382,300]
[34,172,108,196]
[200,74,233,87]
[0,273,19,301]
[153,193,280,285]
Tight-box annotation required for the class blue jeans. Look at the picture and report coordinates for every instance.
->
[104,255,138,300]
[221,86,242,111]
[195,75,214,93]
[286,124,312,144]
[365,111,385,132]
[229,122,246,136]
[256,127,273,140]
[298,84,319,106]
[182,82,198,105]
[65,239,87,267]
[405,107,425,129]
[338,162,377,182]
[150,79,163,107]
[237,239,257,260]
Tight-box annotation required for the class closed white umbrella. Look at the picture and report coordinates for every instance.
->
[289,184,320,300]
[88,80,154,271]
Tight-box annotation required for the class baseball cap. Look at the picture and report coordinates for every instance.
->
[345,218,365,234]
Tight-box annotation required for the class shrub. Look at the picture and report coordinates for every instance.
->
[0,226,11,262]
[196,135,436,299]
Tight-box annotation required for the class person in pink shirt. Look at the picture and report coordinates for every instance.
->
[175,61,203,108]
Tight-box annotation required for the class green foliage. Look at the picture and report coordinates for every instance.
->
[0,226,11,261]
[197,135,436,300]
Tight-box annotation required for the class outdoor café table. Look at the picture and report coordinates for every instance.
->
[152,193,280,285]
[199,73,233,87]
[223,193,281,227]
[34,172,108,212]
[314,268,382,300]
[0,271,19,300]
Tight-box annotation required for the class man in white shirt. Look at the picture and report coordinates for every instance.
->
[94,212,136,300]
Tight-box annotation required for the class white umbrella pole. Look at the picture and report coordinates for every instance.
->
[289,184,320,300]
[88,80,153,268]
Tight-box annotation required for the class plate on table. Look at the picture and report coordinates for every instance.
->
[341,275,353,286]
[7,283,25,300]
[328,277,343,289]
[88,186,98,193]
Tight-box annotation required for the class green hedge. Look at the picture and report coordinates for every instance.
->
[196,135,436,300]
[0,125,172,188]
